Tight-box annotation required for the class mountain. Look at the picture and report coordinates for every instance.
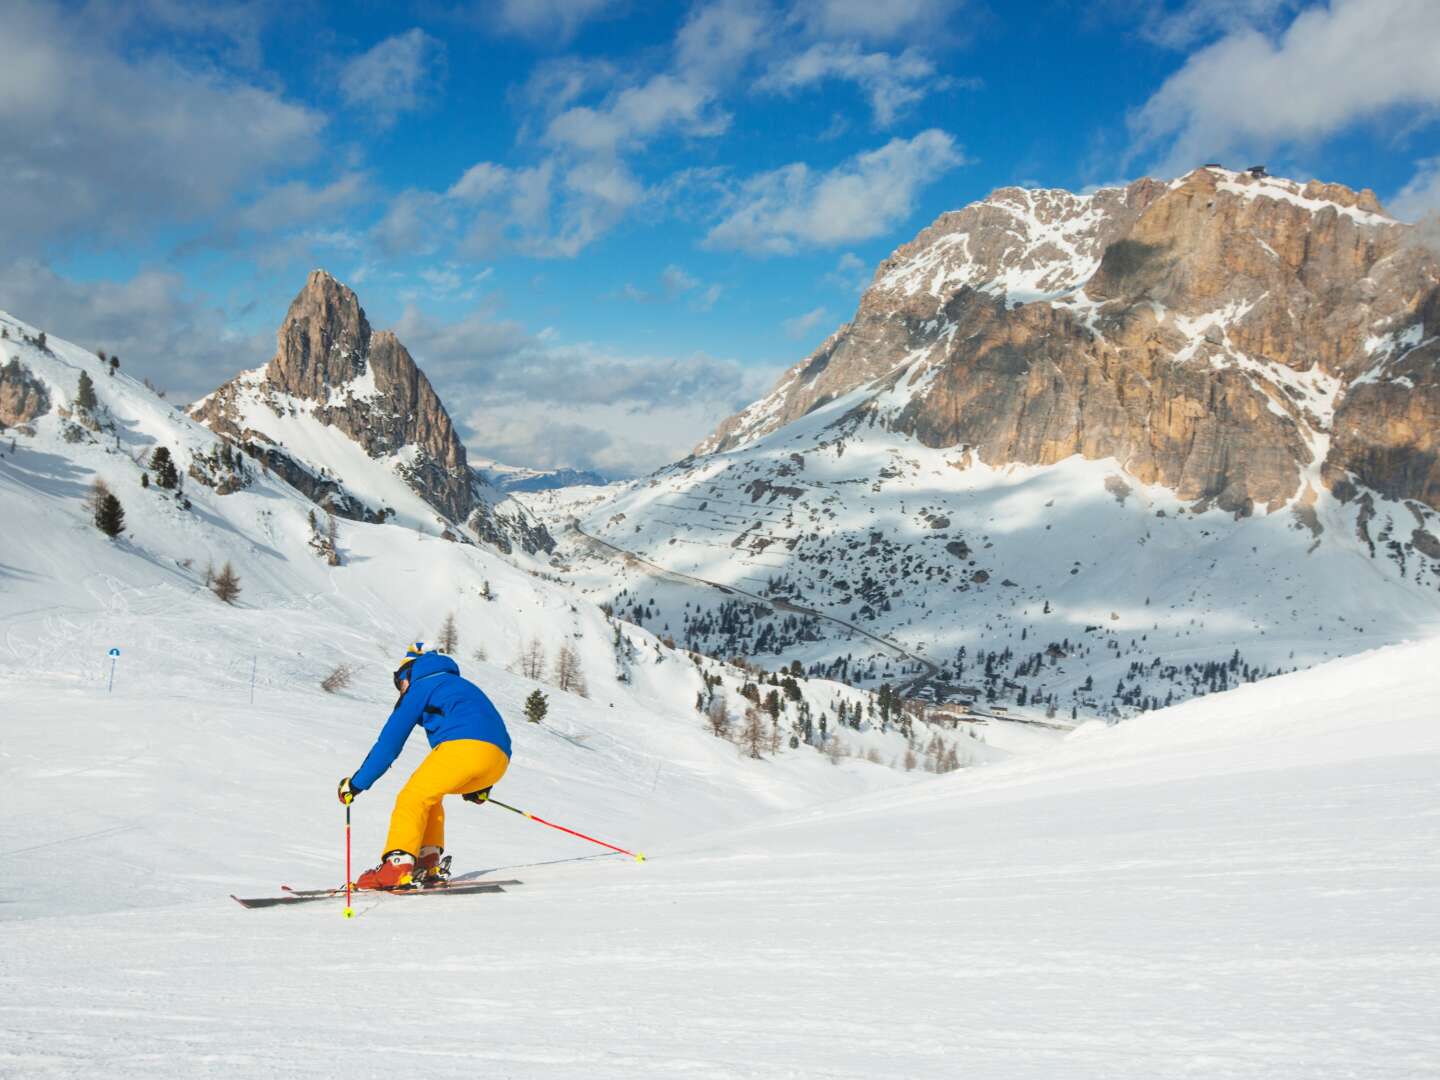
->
[536,167,1440,719]
[191,270,551,556]
[476,458,613,493]
[703,166,1439,516]
[0,305,996,781]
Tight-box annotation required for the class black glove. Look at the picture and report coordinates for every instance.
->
[462,786,493,805]
[338,777,358,805]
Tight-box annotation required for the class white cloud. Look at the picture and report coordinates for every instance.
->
[490,0,622,42]
[705,129,965,254]
[757,42,945,125]
[0,0,321,248]
[338,29,445,126]
[392,303,776,475]
[692,283,725,311]
[1130,0,1440,178]
[1138,0,1302,49]
[0,259,269,401]
[448,162,511,202]
[236,174,370,232]
[661,265,700,297]
[544,73,726,155]
[1391,157,1440,222]
[794,0,964,43]
[783,306,830,339]
[824,251,872,292]
[373,190,456,257]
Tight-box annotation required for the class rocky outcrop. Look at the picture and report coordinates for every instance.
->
[194,271,552,554]
[703,167,1440,513]
[0,359,50,428]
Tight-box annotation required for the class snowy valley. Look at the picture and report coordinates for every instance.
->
[2,166,1439,1079]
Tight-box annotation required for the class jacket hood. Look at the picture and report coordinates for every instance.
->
[408,652,460,683]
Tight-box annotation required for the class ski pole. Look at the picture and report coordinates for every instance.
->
[479,795,645,861]
[343,794,354,919]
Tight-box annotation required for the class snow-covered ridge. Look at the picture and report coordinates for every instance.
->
[1,309,998,792]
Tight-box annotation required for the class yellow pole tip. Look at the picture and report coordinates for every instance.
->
[343,907,355,918]
[635,853,646,862]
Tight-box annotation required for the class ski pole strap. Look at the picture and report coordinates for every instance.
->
[482,796,645,861]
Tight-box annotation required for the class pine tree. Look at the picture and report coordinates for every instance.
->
[150,446,179,489]
[438,612,458,653]
[212,562,241,604]
[76,370,97,412]
[524,689,548,724]
[95,492,125,537]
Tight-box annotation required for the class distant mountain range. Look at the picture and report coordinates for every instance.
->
[475,460,613,493]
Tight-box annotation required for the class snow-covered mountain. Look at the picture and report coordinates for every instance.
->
[191,270,551,556]
[476,457,612,493]
[0,307,997,778]
[702,166,1440,518]
[530,168,1440,719]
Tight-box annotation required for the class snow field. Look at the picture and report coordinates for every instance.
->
[4,639,1438,1077]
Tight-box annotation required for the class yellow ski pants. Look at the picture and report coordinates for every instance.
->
[384,739,509,856]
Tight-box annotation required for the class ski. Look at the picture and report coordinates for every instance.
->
[232,879,521,909]
[278,876,520,898]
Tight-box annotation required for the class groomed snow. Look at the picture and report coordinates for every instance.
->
[4,632,1437,1077]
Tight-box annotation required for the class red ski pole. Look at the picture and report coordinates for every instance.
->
[343,795,354,919]
[480,795,645,861]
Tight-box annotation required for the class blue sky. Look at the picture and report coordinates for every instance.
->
[3,0,1439,474]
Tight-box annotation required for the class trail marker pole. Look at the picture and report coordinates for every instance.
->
[107,648,120,692]
[249,656,257,704]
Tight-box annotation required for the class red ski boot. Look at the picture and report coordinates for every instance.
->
[416,846,451,887]
[355,850,416,890]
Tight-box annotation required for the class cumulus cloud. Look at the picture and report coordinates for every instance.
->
[338,29,445,126]
[1129,0,1440,178]
[661,265,701,297]
[488,0,623,42]
[705,129,965,254]
[793,0,965,43]
[0,0,322,249]
[236,174,370,232]
[391,303,776,474]
[824,251,872,292]
[783,306,830,339]
[1390,157,1440,223]
[757,42,945,125]
[1137,0,1302,48]
[0,259,270,401]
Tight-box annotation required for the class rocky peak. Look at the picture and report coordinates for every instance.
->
[192,271,552,555]
[701,167,1440,515]
[268,269,372,399]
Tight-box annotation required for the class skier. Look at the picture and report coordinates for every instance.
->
[337,643,512,890]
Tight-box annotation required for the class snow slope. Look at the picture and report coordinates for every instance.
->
[4,623,1437,1076]
[529,369,1440,720]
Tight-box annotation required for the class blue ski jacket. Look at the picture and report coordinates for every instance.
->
[350,652,512,792]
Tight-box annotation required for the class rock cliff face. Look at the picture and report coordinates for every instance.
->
[193,271,552,554]
[702,168,1440,514]
[0,358,50,428]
